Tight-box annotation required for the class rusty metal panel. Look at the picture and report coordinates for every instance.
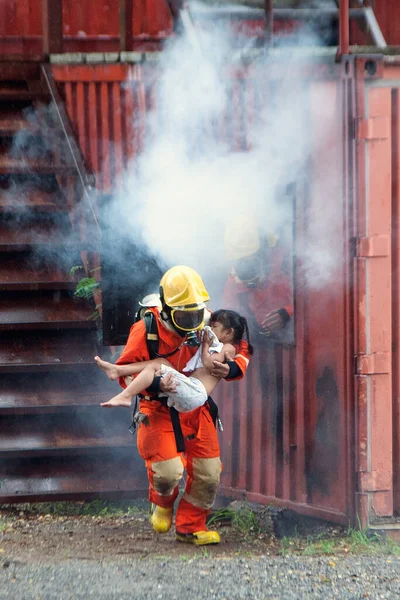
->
[372,0,400,46]
[354,59,394,521]
[0,0,173,55]
[53,62,358,524]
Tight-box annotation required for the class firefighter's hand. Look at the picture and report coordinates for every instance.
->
[211,351,235,378]
[159,372,178,394]
[260,310,285,336]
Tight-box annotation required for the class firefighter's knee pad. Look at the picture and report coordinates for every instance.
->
[151,457,184,496]
[184,457,222,510]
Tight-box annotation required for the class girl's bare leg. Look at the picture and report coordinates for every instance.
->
[94,356,119,381]
[95,356,174,381]
[100,362,161,408]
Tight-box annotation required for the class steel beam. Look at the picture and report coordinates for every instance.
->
[42,0,63,56]
[120,0,134,52]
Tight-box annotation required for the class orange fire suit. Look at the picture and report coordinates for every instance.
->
[116,308,250,534]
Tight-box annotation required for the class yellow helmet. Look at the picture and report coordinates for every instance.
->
[224,215,260,262]
[159,265,210,333]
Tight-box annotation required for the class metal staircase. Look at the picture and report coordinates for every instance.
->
[0,61,146,502]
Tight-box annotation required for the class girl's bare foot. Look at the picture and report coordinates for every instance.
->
[100,391,132,408]
[94,356,119,381]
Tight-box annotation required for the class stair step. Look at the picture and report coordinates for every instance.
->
[0,409,131,457]
[0,253,76,291]
[0,453,146,502]
[0,368,117,413]
[0,63,40,81]
[0,330,100,372]
[0,188,65,212]
[0,436,132,458]
[0,213,79,250]
[0,156,76,175]
[0,118,39,135]
[0,293,96,331]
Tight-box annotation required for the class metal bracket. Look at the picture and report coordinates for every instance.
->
[359,470,392,492]
[357,353,391,375]
[356,117,390,141]
[356,234,389,257]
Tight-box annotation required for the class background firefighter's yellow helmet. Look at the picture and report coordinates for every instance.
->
[224,215,278,262]
[224,215,260,262]
[159,265,210,333]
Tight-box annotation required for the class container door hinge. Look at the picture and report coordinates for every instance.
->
[356,234,389,257]
[359,470,392,492]
[355,117,390,141]
[357,352,390,375]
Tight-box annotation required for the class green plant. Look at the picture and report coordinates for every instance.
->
[207,504,259,535]
[70,265,101,321]
[10,500,143,518]
[303,538,336,556]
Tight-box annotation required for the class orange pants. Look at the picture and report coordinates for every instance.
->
[137,400,222,534]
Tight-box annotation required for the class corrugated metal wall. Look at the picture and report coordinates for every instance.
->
[353,57,400,526]
[0,0,173,54]
[53,61,356,523]
[2,0,400,55]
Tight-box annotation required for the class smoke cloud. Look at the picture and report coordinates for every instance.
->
[103,8,342,302]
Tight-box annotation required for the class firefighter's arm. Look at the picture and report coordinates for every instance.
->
[202,342,236,372]
[210,341,250,380]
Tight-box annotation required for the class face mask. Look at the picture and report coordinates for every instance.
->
[234,255,262,285]
[170,308,205,332]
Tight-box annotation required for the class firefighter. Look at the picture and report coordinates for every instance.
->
[223,215,294,341]
[116,265,250,546]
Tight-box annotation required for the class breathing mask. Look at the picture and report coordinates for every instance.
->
[170,307,204,346]
[234,254,263,287]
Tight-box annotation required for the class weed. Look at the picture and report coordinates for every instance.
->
[201,547,212,559]
[3,500,144,518]
[207,504,259,536]
[180,554,190,561]
[382,538,400,556]
[302,538,336,556]
[70,265,101,320]
[279,536,291,556]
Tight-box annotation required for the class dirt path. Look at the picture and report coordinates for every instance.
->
[0,505,278,563]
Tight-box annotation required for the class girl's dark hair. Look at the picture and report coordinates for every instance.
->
[210,309,254,356]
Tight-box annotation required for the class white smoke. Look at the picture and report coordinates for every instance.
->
[109,10,341,298]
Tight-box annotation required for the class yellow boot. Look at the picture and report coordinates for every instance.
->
[150,504,173,534]
[176,530,221,546]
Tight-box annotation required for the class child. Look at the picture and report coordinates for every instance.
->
[95,309,254,413]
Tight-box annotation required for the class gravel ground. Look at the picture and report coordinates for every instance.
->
[1,504,400,599]
[1,554,400,600]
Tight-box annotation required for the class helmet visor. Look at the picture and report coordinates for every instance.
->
[171,308,205,332]
[234,255,262,283]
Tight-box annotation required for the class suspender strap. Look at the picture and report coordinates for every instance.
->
[169,406,185,453]
[157,397,185,453]
[206,396,218,426]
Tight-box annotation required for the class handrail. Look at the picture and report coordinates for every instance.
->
[40,64,100,232]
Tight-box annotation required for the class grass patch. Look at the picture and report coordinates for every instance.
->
[207,504,260,536]
[0,500,145,518]
[278,524,400,557]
